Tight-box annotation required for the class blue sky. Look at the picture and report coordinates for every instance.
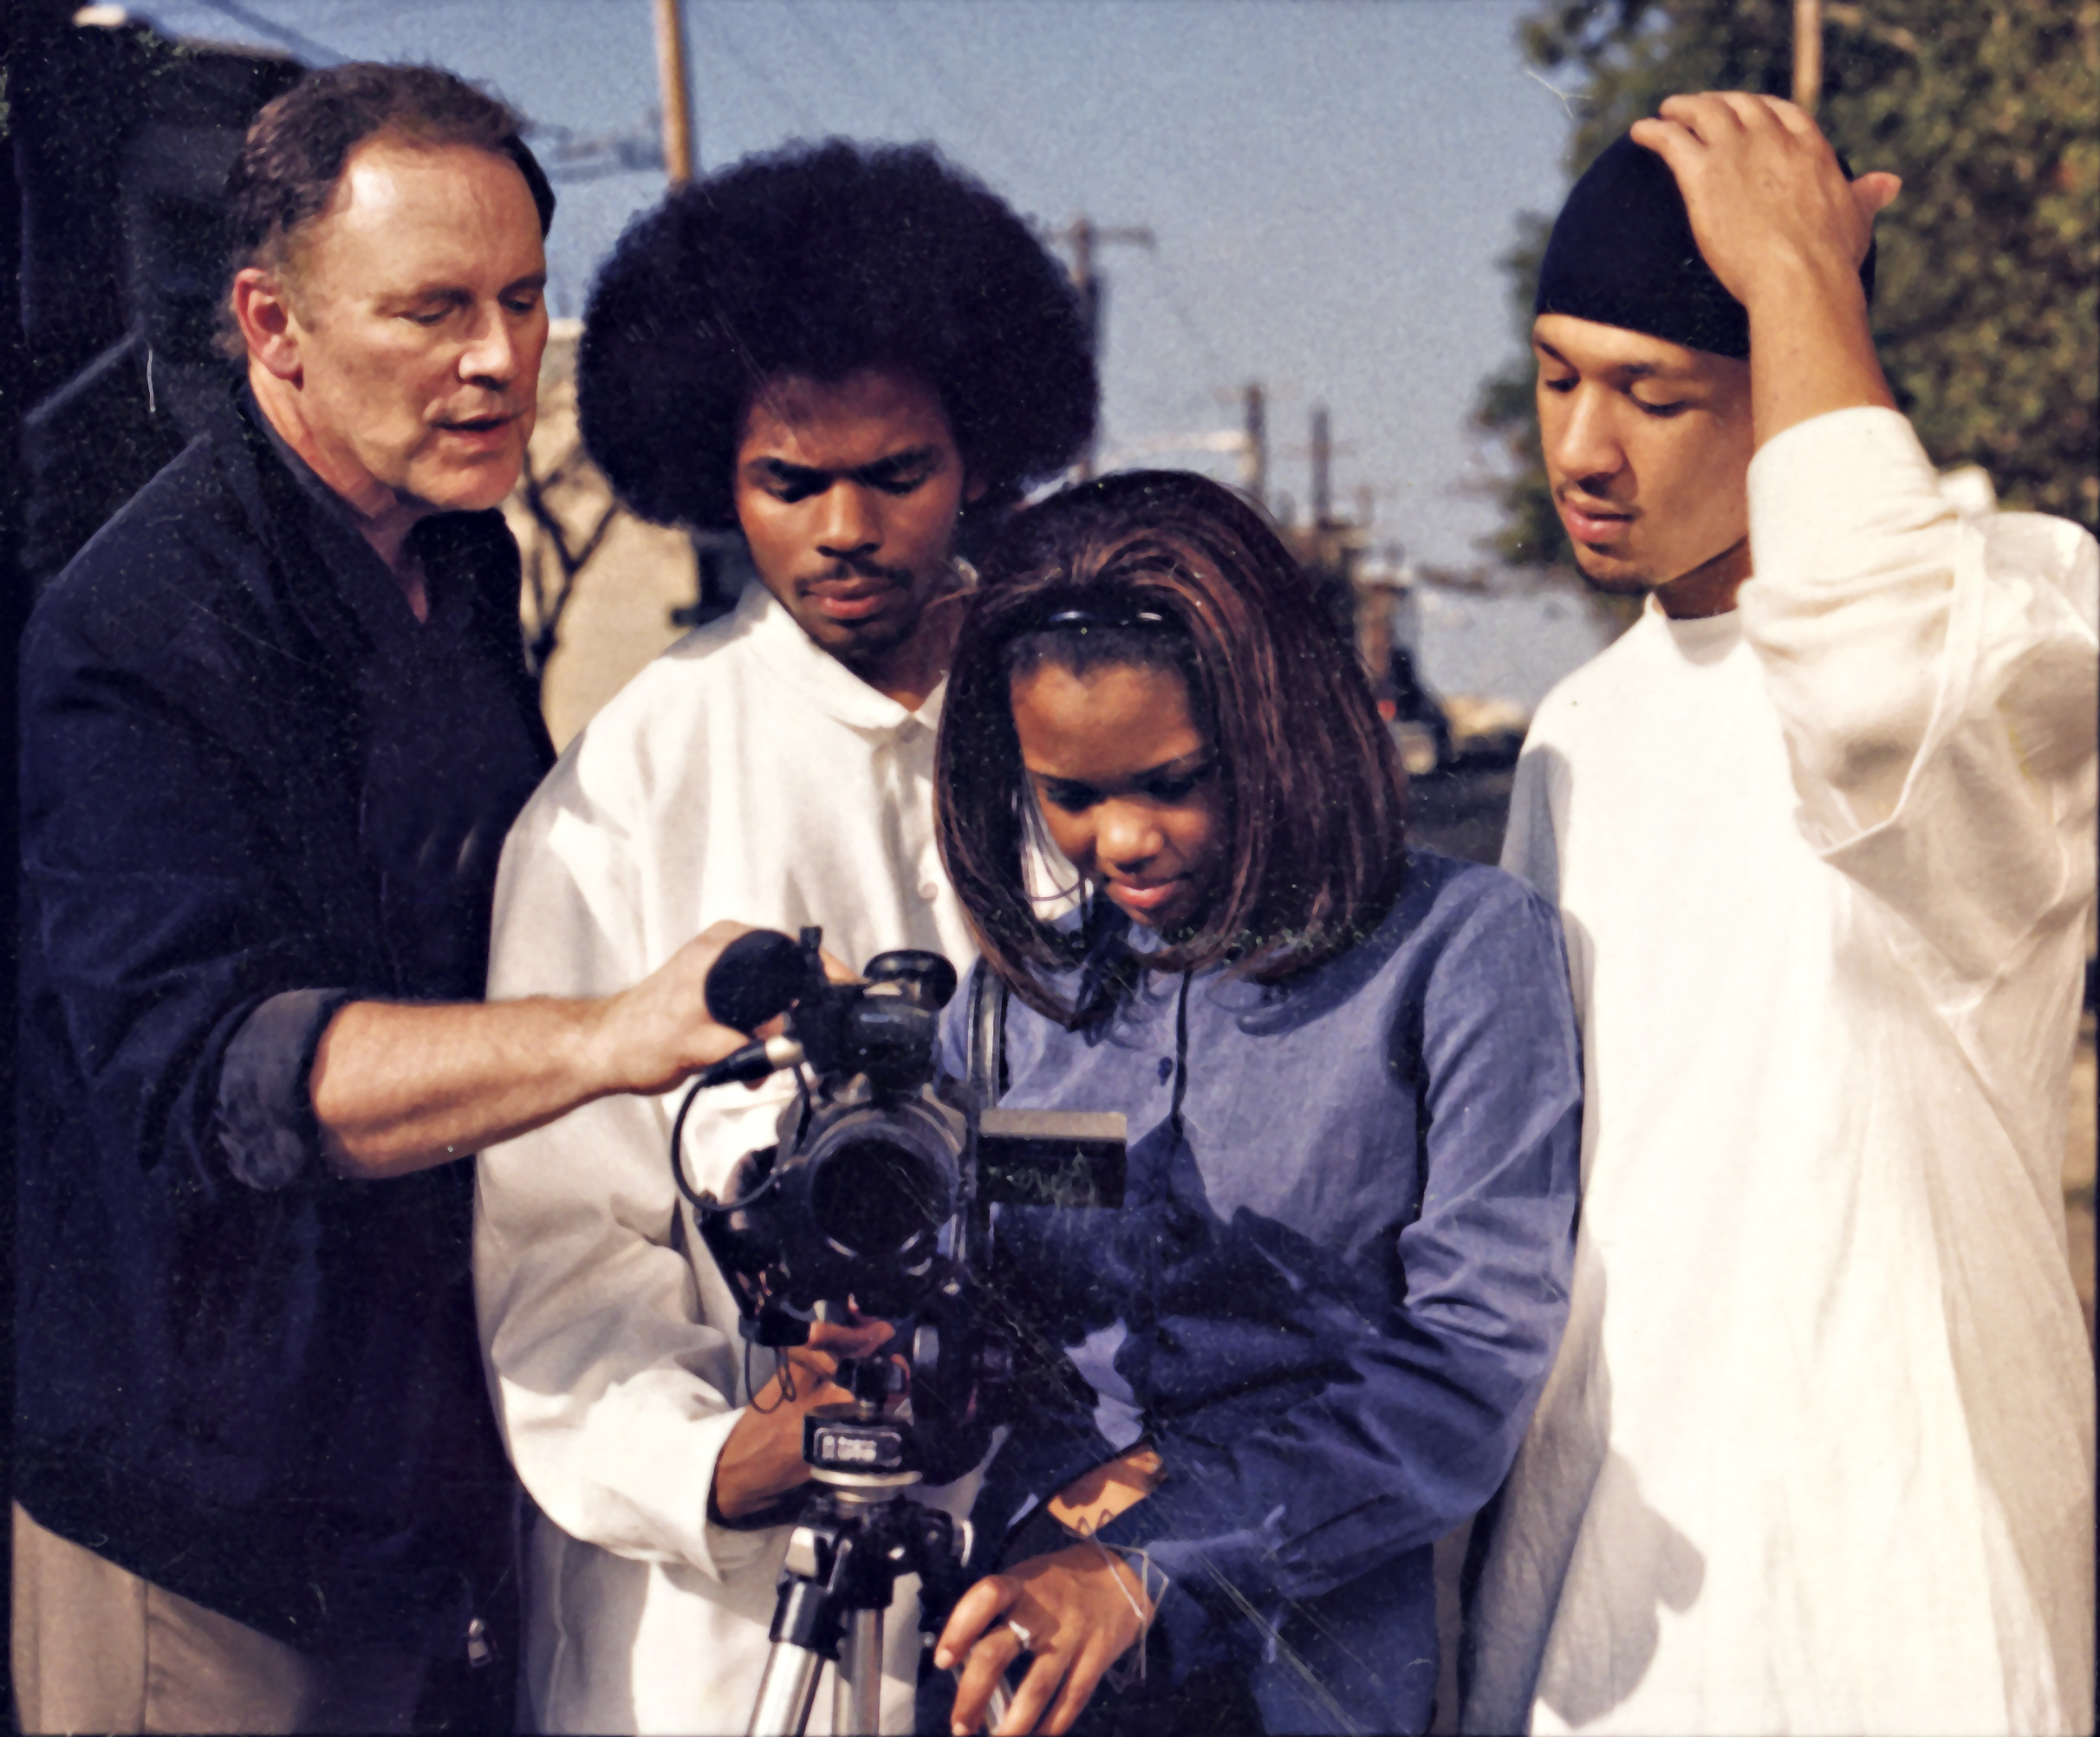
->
[141,0,1608,699]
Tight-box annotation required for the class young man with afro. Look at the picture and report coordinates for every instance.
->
[471,139,1096,1734]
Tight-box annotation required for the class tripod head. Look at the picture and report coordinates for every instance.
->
[799,1352,920,1489]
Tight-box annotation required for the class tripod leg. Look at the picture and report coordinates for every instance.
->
[832,1606,885,1734]
[746,1640,825,1737]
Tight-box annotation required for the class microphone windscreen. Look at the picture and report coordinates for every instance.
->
[703,929,816,1031]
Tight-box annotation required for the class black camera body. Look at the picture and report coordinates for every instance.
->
[674,929,1123,1483]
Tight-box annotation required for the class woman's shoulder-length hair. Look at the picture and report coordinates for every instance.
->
[936,469,1408,1023]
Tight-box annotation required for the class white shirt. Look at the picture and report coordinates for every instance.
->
[476,582,979,1734]
[1463,408,2097,1736]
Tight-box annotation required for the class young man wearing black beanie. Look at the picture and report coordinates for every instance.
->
[1460,94,2095,1735]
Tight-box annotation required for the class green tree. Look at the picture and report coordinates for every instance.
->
[1478,0,2100,581]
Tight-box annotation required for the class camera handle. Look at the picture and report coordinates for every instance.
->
[966,963,1010,1106]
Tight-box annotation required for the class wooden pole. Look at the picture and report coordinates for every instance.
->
[1310,406,1332,526]
[1047,217,1154,478]
[1244,383,1268,510]
[653,0,694,184]
[1792,0,1824,114]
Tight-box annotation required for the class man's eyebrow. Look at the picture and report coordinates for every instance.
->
[855,446,942,482]
[387,272,548,303]
[1532,338,1695,382]
[747,456,828,482]
[742,446,943,485]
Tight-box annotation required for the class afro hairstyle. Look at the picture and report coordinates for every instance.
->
[576,138,1098,530]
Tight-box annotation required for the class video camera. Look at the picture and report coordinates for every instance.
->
[671,928,1124,1484]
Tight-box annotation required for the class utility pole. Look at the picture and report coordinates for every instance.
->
[1243,384,1268,510]
[1310,404,1332,525]
[654,0,727,623]
[653,0,694,184]
[1296,404,1361,650]
[1792,0,1823,114]
[1046,217,1154,478]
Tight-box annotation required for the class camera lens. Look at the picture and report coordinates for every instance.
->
[807,1135,947,1258]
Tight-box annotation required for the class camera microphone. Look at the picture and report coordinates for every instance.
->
[704,927,822,1032]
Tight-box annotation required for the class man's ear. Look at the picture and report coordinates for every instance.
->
[232,266,303,382]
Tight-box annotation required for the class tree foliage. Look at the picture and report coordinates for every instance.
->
[1479,0,2100,571]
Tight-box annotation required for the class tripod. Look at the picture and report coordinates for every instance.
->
[744,1363,1011,1736]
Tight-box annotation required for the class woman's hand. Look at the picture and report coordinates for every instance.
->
[933,1543,1154,1735]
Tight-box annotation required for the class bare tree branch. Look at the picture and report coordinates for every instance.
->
[517,443,622,678]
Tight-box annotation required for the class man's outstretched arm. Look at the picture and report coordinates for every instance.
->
[309,922,758,1180]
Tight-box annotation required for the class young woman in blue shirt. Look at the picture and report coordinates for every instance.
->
[924,470,1582,1737]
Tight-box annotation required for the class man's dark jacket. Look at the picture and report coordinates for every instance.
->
[17,387,554,1657]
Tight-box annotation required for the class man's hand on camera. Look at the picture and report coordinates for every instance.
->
[309,920,860,1180]
[588,920,782,1098]
[312,920,779,1179]
[710,1312,898,1520]
[934,1542,1154,1736]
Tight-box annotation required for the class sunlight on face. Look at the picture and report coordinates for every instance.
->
[734,367,976,687]
[1011,660,1226,933]
[1532,312,1756,599]
[279,134,548,517]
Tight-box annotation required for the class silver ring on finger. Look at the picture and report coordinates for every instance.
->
[1004,1617,1033,1651]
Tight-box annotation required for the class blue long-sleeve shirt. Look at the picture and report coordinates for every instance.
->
[934,849,1582,1734]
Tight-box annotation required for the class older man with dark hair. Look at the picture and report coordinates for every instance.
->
[17,62,761,1735]
[474,139,1096,1734]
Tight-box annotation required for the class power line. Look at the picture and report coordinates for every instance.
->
[863,0,1034,186]
[777,0,926,142]
[525,116,663,185]
[686,2,828,144]
[179,0,344,65]
[1040,218,1154,479]
[1141,247,1232,383]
